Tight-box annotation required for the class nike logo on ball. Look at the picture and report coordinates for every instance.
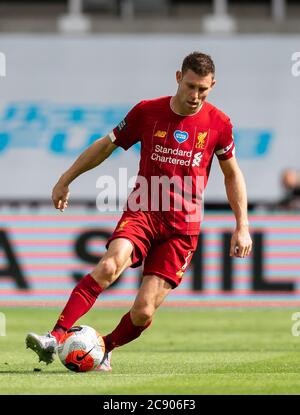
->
[76,346,94,361]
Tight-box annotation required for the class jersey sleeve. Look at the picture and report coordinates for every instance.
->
[108,101,144,151]
[214,117,235,161]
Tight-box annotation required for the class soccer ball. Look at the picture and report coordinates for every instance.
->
[57,325,105,372]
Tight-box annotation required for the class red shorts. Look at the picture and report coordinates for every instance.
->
[106,210,199,288]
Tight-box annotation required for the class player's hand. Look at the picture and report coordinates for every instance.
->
[230,226,252,258]
[52,180,70,212]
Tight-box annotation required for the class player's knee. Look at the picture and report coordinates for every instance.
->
[102,258,118,276]
[131,306,154,326]
[92,257,120,287]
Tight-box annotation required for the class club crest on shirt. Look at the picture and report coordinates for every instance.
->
[154,130,167,138]
[195,132,208,149]
[116,220,129,231]
[173,130,189,144]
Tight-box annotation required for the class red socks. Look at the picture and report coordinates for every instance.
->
[50,275,151,351]
[103,311,152,352]
[51,273,103,342]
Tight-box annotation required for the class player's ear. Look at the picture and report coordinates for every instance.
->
[176,70,182,83]
[211,78,216,88]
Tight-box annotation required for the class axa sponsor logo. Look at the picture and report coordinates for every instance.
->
[154,130,167,138]
[174,130,189,144]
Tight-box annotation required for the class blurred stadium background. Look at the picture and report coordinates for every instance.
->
[0,0,300,309]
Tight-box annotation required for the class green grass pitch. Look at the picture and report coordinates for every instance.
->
[1,307,300,395]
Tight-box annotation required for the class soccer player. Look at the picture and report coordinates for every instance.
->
[26,52,252,371]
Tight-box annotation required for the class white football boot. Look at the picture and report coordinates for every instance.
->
[26,332,58,365]
[95,351,112,372]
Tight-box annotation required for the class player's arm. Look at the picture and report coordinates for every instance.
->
[52,135,117,212]
[219,156,252,258]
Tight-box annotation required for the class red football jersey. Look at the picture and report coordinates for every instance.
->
[109,96,235,235]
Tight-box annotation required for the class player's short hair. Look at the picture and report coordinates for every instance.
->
[181,52,215,78]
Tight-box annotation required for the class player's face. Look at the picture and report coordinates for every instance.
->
[175,69,216,115]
